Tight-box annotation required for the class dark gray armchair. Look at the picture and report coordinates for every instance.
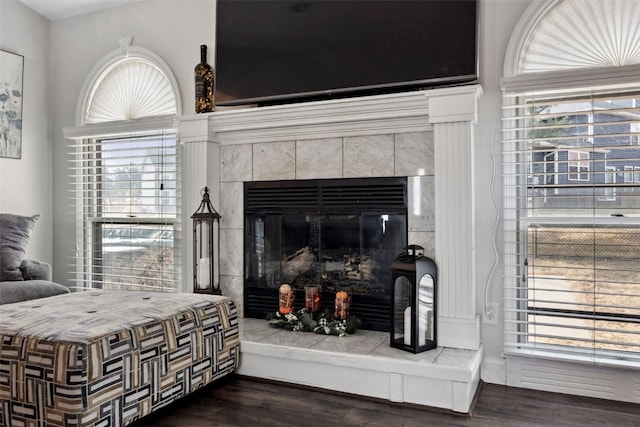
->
[1,213,70,304]
[0,259,69,304]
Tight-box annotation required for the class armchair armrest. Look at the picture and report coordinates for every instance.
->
[19,259,52,281]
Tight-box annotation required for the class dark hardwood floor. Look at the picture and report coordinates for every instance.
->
[131,375,640,426]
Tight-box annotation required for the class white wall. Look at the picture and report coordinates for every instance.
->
[42,0,536,383]
[0,0,52,264]
[475,0,539,382]
[49,0,216,288]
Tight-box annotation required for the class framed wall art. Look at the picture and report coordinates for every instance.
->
[1,49,24,159]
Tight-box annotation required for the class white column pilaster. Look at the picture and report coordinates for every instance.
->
[178,113,220,292]
[429,89,482,350]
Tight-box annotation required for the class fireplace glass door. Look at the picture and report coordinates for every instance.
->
[244,178,407,331]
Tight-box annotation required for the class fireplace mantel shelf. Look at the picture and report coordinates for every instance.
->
[179,85,481,145]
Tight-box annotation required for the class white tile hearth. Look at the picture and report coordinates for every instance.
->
[237,318,482,413]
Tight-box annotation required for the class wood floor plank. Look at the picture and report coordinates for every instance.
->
[131,375,640,427]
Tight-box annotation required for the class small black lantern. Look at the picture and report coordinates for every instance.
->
[192,187,221,295]
[390,245,437,353]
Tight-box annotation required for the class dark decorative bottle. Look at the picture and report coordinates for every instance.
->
[195,44,214,113]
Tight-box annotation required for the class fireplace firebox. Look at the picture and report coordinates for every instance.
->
[244,177,407,331]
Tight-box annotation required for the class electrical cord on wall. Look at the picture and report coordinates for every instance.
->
[483,97,501,321]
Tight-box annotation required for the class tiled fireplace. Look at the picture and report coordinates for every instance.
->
[178,85,483,412]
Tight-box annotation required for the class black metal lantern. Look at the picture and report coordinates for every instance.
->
[390,245,437,353]
[192,187,221,294]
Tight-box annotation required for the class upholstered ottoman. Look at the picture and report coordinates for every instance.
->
[0,290,240,426]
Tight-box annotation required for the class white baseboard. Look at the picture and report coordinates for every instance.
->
[505,355,640,402]
[481,355,506,384]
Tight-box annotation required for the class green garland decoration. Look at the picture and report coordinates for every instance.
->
[267,308,362,337]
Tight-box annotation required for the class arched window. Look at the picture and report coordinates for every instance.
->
[505,0,640,76]
[85,58,177,123]
[502,0,640,365]
[65,42,182,292]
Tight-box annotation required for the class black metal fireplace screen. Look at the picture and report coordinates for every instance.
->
[244,177,407,331]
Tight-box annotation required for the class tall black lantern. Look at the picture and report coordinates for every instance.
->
[390,245,437,353]
[192,187,221,295]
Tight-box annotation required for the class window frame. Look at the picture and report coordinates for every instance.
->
[75,130,181,292]
[502,83,640,365]
[601,165,617,201]
[567,150,590,181]
[624,165,634,183]
[64,45,182,293]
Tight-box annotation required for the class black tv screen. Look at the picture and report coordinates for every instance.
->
[215,0,477,107]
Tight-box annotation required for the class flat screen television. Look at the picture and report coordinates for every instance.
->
[215,0,477,107]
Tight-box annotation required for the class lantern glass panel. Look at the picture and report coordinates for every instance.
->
[212,221,219,289]
[195,220,211,289]
[393,275,412,346]
[418,274,435,344]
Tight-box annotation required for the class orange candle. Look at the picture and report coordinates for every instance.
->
[334,291,350,320]
[279,284,295,314]
[305,286,321,312]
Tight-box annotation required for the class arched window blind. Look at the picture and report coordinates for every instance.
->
[86,59,177,123]
[69,50,181,292]
[515,0,640,75]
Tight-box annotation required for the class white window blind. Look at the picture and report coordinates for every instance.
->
[502,83,640,364]
[71,131,181,291]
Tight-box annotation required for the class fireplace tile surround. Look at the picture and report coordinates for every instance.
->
[214,123,437,319]
[178,86,483,412]
[213,135,436,313]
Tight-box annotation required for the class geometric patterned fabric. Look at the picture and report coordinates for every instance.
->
[0,290,240,426]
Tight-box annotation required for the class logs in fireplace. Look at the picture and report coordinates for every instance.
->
[244,177,407,331]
